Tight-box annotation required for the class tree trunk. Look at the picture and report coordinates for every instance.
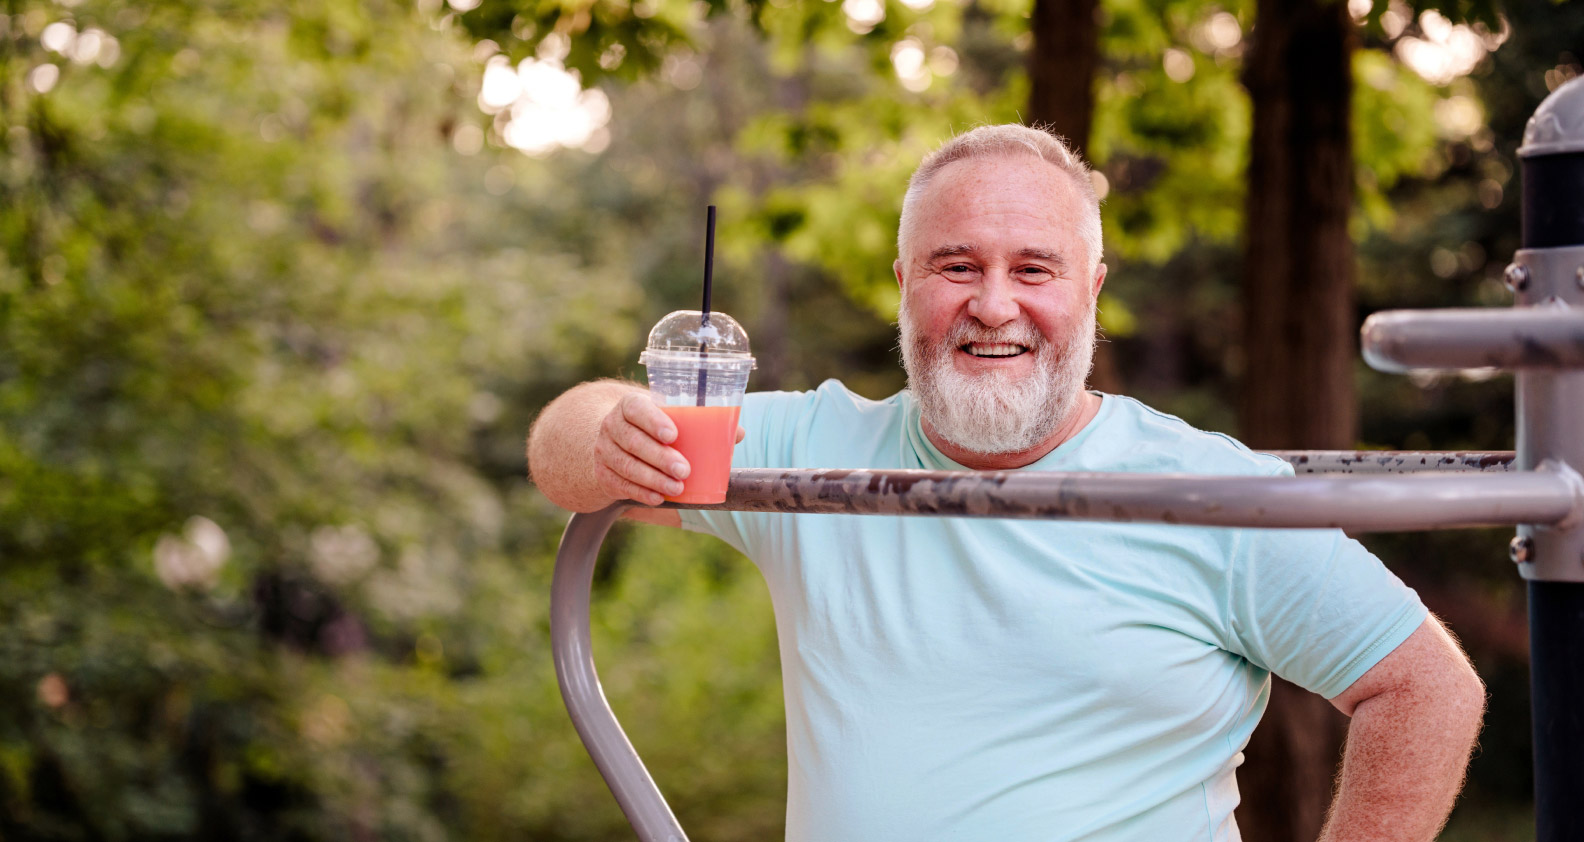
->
[1235,0,1357,839]
[1026,0,1098,158]
[1238,0,1357,451]
[1027,0,1124,393]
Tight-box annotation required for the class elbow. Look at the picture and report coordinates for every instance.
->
[526,442,587,513]
[1452,660,1488,735]
[1433,616,1488,736]
[1428,652,1488,748]
[525,410,577,512]
[526,417,612,514]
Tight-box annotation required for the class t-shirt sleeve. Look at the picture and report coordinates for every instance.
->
[675,389,808,557]
[1223,464,1429,700]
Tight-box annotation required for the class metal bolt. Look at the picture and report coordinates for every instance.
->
[1510,535,1534,564]
[1504,263,1530,293]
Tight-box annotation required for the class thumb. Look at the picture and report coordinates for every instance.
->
[735,425,746,444]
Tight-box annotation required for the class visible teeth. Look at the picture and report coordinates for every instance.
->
[965,342,1026,357]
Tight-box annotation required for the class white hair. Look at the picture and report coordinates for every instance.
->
[897,124,1103,277]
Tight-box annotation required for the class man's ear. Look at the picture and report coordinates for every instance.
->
[894,259,905,290]
[1091,263,1108,299]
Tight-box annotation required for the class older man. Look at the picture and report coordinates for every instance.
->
[529,124,1484,842]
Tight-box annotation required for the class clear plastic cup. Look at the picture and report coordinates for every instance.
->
[639,310,756,504]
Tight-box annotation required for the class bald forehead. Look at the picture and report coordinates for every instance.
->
[905,153,1090,261]
[919,152,1081,204]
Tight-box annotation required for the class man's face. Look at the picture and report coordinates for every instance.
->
[895,154,1106,455]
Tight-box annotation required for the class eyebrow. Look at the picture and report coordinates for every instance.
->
[927,244,1069,269]
[927,244,976,261]
[1015,248,1067,268]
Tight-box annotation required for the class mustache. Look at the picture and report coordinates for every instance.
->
[938,319,1045,351]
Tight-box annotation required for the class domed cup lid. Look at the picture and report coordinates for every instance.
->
[639,310,755,368]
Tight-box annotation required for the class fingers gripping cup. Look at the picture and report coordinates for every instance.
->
[639,311,755,504]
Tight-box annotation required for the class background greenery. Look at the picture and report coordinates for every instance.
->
[1,0,1578,838]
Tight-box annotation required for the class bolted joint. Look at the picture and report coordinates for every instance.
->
[1510,535,1535,564]
[1504,262,1530,293]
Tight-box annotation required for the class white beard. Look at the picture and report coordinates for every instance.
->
[898,295,1097,456]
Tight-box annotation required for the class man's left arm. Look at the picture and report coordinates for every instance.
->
[1319,615,1486,842]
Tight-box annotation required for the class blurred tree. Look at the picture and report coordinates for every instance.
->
[1,0,788,838]
[1028,0,1100,157]
[1239,0,1359,452]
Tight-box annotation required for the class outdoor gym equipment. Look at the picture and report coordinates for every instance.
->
[551,78,1584,842]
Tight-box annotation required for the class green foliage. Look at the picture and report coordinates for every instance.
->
[1354,0,1506,32]
[456,0,745,85]
[1092,1,1252,264]
[1,0,792,838]
[466,0,1461,334]
[1353,49,1446,229]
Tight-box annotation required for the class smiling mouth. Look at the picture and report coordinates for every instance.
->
[961,342,1030,359]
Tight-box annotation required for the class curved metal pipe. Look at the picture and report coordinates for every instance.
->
[551,503,689,842]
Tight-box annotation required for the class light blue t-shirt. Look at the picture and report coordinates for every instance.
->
[679,381,1426,842]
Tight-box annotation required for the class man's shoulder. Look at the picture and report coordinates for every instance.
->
[738,379,910,468]
[1096,394,1290,477]
[746,379,906,422]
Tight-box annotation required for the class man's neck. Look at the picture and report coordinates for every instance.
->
[922,391,1103,471]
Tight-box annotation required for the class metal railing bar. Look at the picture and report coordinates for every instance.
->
[1362,307,1584,373]
[664,466,1582,531]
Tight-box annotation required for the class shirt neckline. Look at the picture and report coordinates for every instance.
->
[903,391,1113,472]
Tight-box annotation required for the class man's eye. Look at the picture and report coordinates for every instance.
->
[1018,266,1053,280]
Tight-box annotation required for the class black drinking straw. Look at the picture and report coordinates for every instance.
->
[695,205,716,407]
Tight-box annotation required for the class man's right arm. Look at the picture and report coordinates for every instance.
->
[526,379,690,527]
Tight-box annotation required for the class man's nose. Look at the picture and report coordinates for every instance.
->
[967,271,1020,328]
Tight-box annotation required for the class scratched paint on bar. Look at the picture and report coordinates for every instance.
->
[1264,450,1515,474]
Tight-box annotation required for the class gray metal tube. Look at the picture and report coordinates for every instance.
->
[551,503,689,842]
[1361,307,1584,373]
[1266,450,1514,473]
[669,466,1582,531]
